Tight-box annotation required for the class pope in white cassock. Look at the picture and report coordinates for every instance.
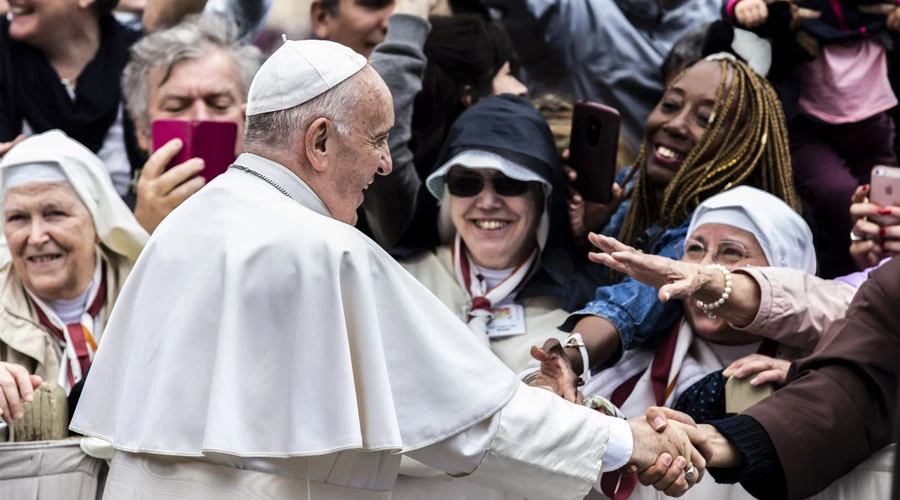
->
[70,40,705,500]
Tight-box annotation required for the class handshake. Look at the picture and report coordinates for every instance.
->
[529,343,741,497]
[621,406,741,497]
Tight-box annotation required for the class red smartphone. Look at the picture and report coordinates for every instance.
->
[870,165,900,226]
[569,101,621,204]
[151,119,238,182]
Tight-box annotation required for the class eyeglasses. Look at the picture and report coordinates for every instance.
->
[445,172,531,198]
[679,238,752,267]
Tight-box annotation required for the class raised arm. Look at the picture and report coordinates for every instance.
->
[589,233,855,349]
[364,1,433,249]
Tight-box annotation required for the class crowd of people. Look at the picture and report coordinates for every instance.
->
[0,0,898,499]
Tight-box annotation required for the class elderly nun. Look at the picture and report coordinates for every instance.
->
[0,130,148,425]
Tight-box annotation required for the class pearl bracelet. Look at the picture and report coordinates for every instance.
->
[696,264,732,320]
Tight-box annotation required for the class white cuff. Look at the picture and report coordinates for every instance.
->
[600,417,633,472]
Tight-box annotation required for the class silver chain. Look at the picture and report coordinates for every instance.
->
[229,164,294,200]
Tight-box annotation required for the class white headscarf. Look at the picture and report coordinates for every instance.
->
[687,186,816,274]
[0,130,148,263]
[426,149,553,249]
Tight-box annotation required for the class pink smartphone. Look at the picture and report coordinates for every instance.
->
[151,119,238,182]
[869,165,900,226]
[569,101,620,204]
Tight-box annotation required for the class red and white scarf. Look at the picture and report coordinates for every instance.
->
[452,235,538,338]
[27,259,106,393]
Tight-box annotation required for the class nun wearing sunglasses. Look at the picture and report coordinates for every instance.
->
[394,94,597,500]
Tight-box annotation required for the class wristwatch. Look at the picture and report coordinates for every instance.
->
[564,333,591,386]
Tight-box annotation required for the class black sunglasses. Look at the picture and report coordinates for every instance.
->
[445,172,531,197]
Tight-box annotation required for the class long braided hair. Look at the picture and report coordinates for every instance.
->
[617,54,799,252]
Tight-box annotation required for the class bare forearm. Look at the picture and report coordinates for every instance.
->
[143,0,208,31]
[565,316,621,373]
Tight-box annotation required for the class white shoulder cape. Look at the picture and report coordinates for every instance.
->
[70,154,519,457]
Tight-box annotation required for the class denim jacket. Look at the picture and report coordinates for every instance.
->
[561,169,690,369]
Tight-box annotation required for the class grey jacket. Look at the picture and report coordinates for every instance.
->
[485,0,720,146]
[365,14,431,249]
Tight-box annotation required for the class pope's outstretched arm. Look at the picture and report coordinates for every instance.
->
[406,384,704,499]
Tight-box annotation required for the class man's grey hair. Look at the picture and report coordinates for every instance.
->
[123,14,262,134]
[243,69,367,152]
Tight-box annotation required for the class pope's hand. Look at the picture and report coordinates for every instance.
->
[645,406,745,470]
[626,412,706,497]
[528,339,582,403]
[0,362,42,424]
[134,138,206,233]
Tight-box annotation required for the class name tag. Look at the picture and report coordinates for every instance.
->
[487,304,526,339]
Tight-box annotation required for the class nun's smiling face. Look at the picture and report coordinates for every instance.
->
[448,167,543,270]
[681,223,768,344]
[4,182,97,301]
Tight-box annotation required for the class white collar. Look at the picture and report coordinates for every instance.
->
[233,153,334,219]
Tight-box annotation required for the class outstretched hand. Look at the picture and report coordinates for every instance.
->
[528,339,581,403]
[645,406,744,470]
[626,410,707,497]
[588,233,709,302]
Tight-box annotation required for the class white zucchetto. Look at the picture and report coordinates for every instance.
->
[246,39,367,116]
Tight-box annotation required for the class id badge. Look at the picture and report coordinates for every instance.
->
[487,304,526,339]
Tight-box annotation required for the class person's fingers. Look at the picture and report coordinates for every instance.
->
[881,238,900,254]
[637,453,674,485]
[8,364,35,404]
[611,182,624,201]
[724,354,767,377]
[652,455,686,492]
[730,359,773,379]
[30,374,42,390]
[589,254,631,275]
[855,218,884,238]
[662,468,690,497]
[849,201,886,218]
[530,345,551,363]
[561,149,570,164]
[163,175,206,206]
[0,371,25,420]
[851,184,870,204]
[0,389,9,424]
[750,369,787,386]
[152,158,204,196]
[881,224,900,240]
[797,6,821,18]
[141,138,184,181]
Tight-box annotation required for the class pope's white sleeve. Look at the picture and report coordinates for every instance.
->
[406,383,631,500]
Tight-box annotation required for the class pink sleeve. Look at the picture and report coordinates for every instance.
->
[729,267,856,350]
[725,0,742,17]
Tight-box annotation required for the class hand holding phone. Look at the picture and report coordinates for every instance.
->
[868,165,900,226]
[568,101,620,205]
[151,119,238,181]
[133,138,205,233]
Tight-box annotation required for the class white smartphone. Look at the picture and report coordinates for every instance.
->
[869,165,900,226]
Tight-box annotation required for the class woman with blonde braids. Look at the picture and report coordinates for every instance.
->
[527,54,801,405]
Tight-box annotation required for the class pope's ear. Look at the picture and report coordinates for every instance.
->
[305,117,333,172]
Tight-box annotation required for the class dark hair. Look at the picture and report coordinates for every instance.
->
[661,22,711,83]
[317,0,340,17]
[410,15,514,179]
[93,0,120,15]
